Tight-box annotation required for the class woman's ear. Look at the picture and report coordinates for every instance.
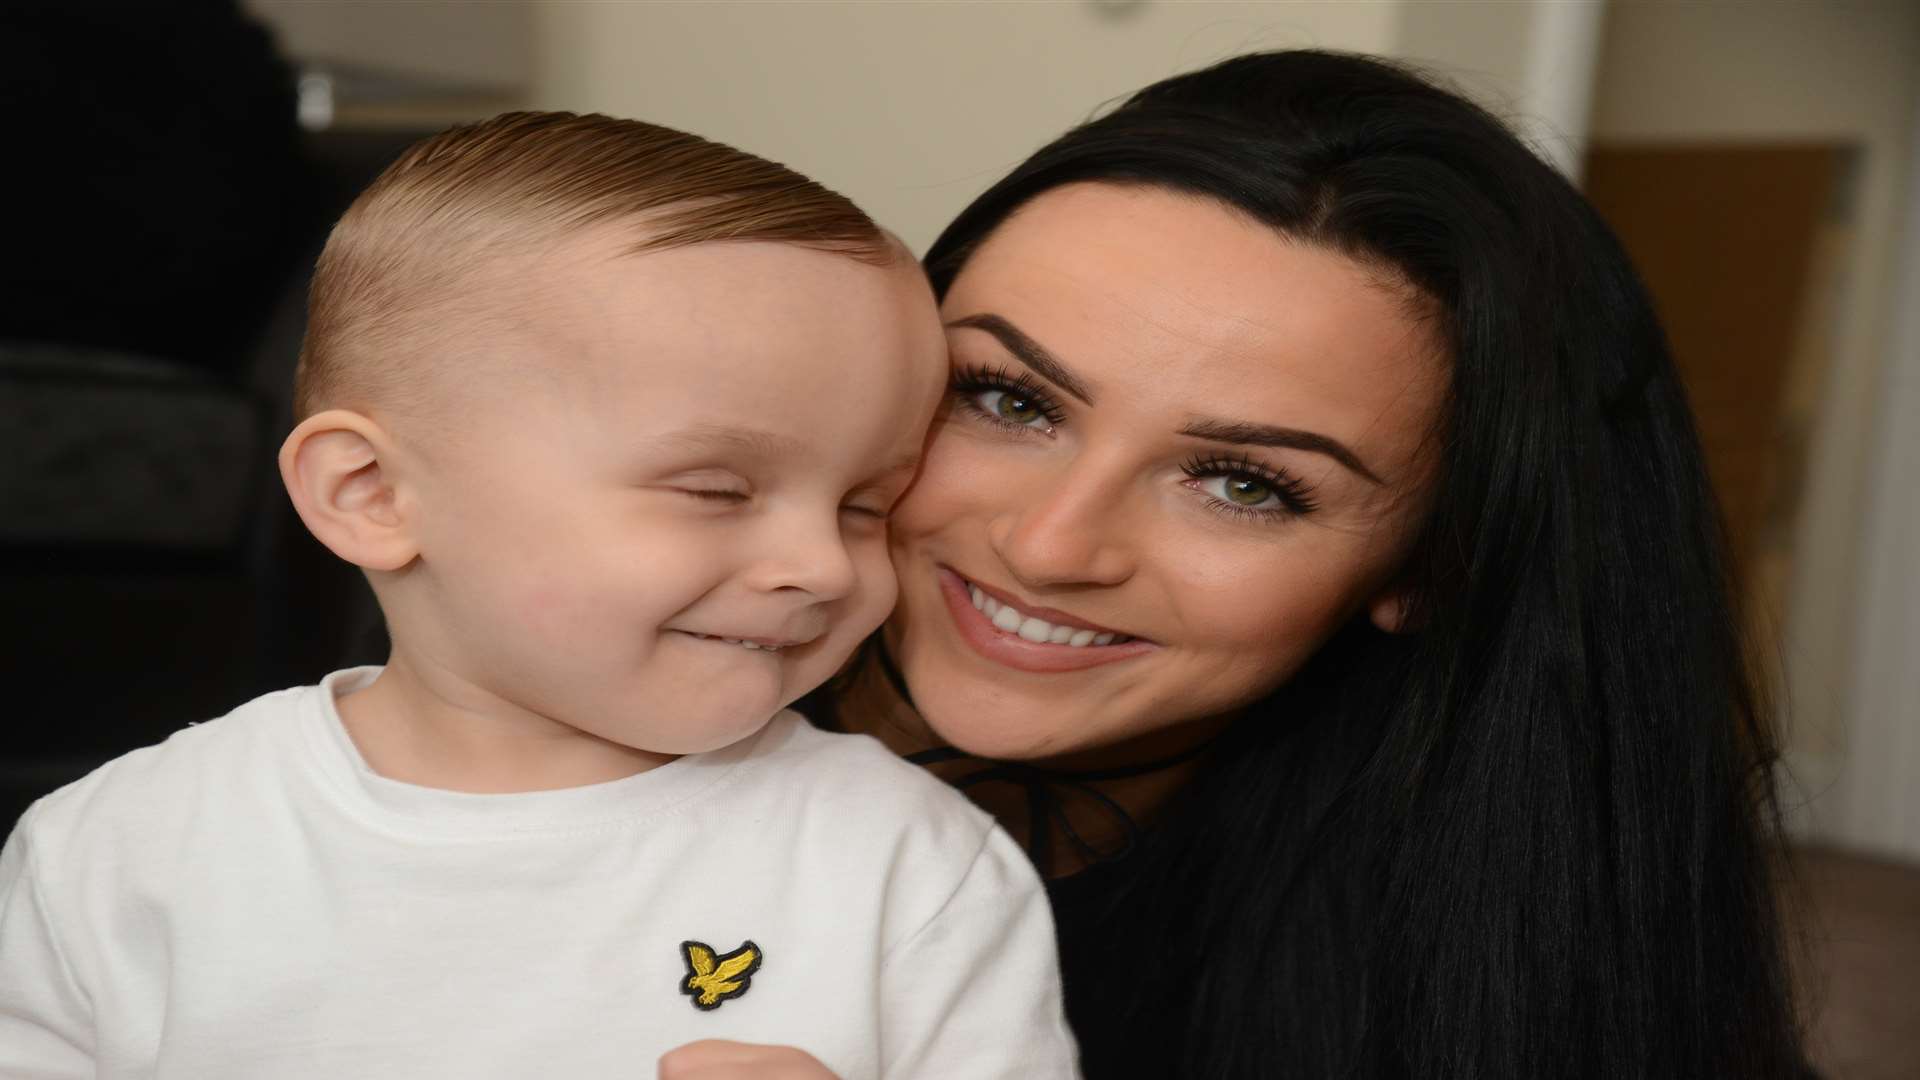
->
[1366,581,1423,635]
[278,410,419,572]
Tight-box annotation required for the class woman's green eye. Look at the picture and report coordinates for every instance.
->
[1183,461,1315,520]
[970,388,1050,429]
[1194,472,1284,512]
[951,369,1059,432]
[1224,475,1272,506]
[994,392,1041,423]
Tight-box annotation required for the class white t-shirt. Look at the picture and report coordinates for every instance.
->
[0,668,1078,1079]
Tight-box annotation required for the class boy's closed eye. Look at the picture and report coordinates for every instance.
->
[843,461,920,520]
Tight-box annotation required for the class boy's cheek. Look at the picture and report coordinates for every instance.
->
[856,537,901,626]
[817,553,898,668]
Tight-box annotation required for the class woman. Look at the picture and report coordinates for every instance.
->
[685,49,1810,1079]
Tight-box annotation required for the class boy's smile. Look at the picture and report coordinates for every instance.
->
[673,633,802,652]
[335,230,946,792]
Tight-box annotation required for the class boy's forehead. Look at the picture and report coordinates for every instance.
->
[577,233,928,349]
[441,228,941,432]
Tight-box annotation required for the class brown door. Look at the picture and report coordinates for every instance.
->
[1583,144,1849,594]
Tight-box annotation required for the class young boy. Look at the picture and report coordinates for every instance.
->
[0,113,1078,1079]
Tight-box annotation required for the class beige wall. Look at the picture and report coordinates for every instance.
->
[247,0,1593,245]
[1392,0,1607,177]
[529,1,1399,253]
[246,0,532,93]
[528,2,1615,248]
[1845,101,1920,860]
[1589,1,1920,845]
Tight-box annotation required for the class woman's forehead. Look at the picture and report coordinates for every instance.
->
[942,184,1447,473]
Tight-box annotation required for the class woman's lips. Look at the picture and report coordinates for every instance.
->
[963,576,1132,639]
[935,566,1157,673]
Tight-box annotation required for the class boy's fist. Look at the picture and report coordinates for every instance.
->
[658,1039,841,1080]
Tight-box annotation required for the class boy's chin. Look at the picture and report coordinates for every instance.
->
[616,704,785,757]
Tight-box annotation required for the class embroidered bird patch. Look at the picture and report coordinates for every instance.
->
[680,939,762,1011]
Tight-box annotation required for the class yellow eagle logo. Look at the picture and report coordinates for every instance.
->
[679,939,762,1011]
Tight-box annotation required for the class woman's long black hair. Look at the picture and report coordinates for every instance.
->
[920,51,1808,1078]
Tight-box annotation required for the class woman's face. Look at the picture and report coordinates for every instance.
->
[884,183,1449,762]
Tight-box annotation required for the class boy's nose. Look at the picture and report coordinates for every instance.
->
[750,513,859,601]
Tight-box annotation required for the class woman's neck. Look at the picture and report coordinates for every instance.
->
[833,649,1218,878]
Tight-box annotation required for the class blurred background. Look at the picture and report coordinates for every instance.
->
[2,1,1916,1075]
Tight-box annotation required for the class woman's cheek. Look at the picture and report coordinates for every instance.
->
[888,439,990,541]
[1180,553,1355,672]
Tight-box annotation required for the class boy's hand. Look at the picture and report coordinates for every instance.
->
[657,1040,841,1080]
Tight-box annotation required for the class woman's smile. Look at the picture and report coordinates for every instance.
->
[936,565,1158,673]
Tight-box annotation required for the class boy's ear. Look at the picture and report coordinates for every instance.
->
[1366,580,1423,635]
[278,410,419,572]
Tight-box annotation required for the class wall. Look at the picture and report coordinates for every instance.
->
[1392,0,1607,177]
[243,1,1600,250]
[1588,1,1920,849]
[1840,92,1920,860]
[245,0,532,94]
[528,1,1399,252]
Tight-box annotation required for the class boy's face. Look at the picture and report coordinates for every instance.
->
[392,233,945,755]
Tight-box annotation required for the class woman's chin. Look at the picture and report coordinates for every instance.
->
[917,696,1086,762]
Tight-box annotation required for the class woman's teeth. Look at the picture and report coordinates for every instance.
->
[967,584,1127,647]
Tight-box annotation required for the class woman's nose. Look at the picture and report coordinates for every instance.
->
[986,464,1136,589]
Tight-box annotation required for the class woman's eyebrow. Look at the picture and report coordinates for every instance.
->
[944,313,1095,404]
[1180,418,1385,485]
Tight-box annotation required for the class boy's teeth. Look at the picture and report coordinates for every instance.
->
[967,580,1130,647]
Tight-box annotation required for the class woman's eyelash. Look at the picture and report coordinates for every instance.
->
[946,364,1316,521]
[948,364,1068,429]
[1179,453,1319,519]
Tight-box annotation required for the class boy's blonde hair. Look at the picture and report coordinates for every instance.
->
[295,111,894,419]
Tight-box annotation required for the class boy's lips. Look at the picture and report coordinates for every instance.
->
[672,630,814,652]
[935,566,1156,673]
[669,612,829,653]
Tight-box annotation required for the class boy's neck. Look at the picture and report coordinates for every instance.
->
[335,656,677,794]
